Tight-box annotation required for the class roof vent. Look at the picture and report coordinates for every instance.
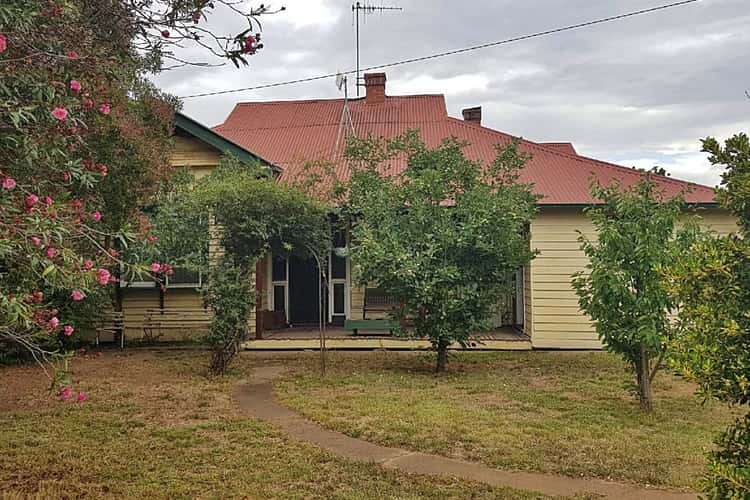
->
[462,106,482,125]
[364,73,386,104]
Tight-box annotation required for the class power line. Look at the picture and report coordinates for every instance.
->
[179,0,700,100]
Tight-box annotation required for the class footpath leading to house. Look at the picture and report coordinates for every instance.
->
[234,366,696,500]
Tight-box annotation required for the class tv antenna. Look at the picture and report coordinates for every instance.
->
[352,1,403,97]
[334,73,356,160]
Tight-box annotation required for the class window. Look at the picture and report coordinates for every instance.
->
[270,256,289,322]
[273,285,286,313]
[333,283,346,315]
[166,268,203,288]
[272,256,287,281]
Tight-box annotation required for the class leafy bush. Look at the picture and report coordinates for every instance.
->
[572,179,696,411]
[704,415,750,499]
[665,133,750,496]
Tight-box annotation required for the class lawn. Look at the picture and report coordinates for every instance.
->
[275,350,738,490]
[0,351,552,499]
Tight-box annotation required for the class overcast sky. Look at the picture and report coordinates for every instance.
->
[152,0,750,187]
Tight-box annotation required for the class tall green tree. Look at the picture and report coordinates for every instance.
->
[664,133,750,498]
[343,131,538,373]
[572,179,695,411]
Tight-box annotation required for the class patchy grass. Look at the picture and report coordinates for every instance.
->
[276,351,739,489]
[0,351,552,499]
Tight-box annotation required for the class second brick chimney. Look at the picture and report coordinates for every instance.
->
[462,106,482,125]
[364,73,386,104]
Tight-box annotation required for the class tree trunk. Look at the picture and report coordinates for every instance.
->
[435,337,450,373]
[636,343,653,412]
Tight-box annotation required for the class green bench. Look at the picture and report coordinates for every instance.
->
[344,319,399,336]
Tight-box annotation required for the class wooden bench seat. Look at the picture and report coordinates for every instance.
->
[96,311,125,349]
[143,308,212,342]
[344,319,399,336]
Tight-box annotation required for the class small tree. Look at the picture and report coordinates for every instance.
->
[572,179,694,411]
[160,159,331,374]
[343,131,538,373]
[663,133,750,497]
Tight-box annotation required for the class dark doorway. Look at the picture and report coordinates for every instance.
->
[288,256,322,325]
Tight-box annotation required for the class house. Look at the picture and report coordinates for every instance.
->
[119,74,736,349]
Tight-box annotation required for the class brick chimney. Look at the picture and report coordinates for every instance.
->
[364,73,386,104]
[462,106,482,125]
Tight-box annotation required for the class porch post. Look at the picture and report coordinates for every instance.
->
[255,258,265,339]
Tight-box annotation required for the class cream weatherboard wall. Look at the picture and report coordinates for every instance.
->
[117,134,262,341]
[527,207,738,349]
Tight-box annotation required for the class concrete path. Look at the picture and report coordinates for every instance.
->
[234,366,697,500]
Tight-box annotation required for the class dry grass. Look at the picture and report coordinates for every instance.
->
[0,350,552,499]
[276,350,740,489]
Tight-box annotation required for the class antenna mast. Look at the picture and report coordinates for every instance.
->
[334,73,356,160]
[352,1,403,97]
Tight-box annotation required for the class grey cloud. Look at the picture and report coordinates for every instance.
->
[152,0,750,184]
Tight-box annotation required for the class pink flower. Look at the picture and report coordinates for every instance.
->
[46,247,57,258]
[76,392,87,402]
[243,35,256,54]
[92,211,102,222]
[148,235,158,244]
[30,236,41,247]
[99,103,111,115]
[0,34,6,53]
[26,194,39,206]
[63,325,74,336]
[82,260,94,270]
[62,173,71,181]
[96,268,110,285]
[60,387,72,400]
[2,177,15,190]
[68,126,77,134]
[150,262,161,273]
[48,317,59,329]
[69,80,81,94]
[67,50,78,59]
[44,196,53,206]
[71,290,84,301]
[83,98,93,110]
[51,107,68,121]
[97,163,108,177]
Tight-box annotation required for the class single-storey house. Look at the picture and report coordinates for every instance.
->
[118,73,736,350]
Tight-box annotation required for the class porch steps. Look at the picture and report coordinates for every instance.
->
[242,337,532,351]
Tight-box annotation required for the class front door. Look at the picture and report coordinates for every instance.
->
[288,256,321,325]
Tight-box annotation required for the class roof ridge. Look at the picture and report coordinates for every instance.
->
[444,117,716,193]
[214,120,450,133]
[233,94,446,107]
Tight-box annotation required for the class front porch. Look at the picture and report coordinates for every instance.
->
[243,325,532,351]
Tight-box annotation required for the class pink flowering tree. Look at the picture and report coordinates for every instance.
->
[0,0,276,390]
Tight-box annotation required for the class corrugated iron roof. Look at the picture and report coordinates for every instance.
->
[214,93,716,205]
[541,142,578,155]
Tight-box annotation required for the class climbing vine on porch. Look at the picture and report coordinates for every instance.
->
[158,158,331,374]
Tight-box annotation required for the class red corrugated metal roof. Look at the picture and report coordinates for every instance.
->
[542,142,578,155]
[214,93,716,205]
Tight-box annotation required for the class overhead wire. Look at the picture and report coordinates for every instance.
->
[179,0,700,100]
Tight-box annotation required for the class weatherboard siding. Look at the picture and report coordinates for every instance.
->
[523,263,532,337]
[528,207,738,350]
[114,136,229,343]
[171,135,222,169]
